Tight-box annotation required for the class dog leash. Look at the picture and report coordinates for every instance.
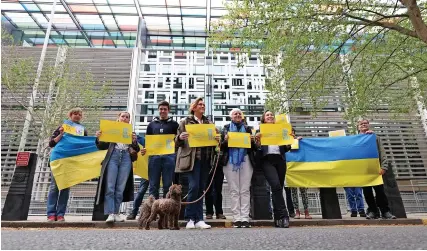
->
[180,141,222,205]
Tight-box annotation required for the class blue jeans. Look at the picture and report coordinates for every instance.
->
[184,159,209,222]
[132,178,149,216]
[46,175,70,217]
[104,148,132,215]
[345,187,365,212]
[148,154,176,199]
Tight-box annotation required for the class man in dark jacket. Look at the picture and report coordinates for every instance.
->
[358,119,396,220]
[147,101,179,199]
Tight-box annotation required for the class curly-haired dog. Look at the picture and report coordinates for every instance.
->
[137,195,155,229]
[145,184,182,230]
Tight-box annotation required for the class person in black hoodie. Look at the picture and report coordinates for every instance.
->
[255,110,291,228]
[147,101,179,199]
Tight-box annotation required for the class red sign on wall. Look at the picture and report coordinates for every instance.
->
[16,152,31,167]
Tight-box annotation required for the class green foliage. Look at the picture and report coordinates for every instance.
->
[210,0,427,123]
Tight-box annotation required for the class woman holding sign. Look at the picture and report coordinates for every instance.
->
[95,112,140,223]
[220,108,257,228]
[255,110,292,228]
[175,97,220,230]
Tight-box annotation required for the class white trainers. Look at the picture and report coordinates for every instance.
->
[115,214,125,222]
[106,214,115,223]
[195,221,211,229]
[186,220,196,229]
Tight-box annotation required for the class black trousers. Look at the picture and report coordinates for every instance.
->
[205,166,224,215]
[262,154,288,220]
[363,184,390,215]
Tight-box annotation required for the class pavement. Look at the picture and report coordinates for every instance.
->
[2,225,427,249]
[2,213,427,229]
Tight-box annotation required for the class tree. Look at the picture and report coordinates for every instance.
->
[210,0,427,131]
[1,28,111,169]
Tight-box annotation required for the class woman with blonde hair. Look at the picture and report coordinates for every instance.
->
[95,111,140,222]
[175,97,220,229]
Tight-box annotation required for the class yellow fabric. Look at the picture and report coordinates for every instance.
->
[329,129,346,137]
[99,120,132,144]
[186,124,218,147]
[260,123,293,146]
[132,144,161,185]
[275,114,288,124]
[228,132,251,149]
[286,158,384,187]
[50,150,107,190]
[145,134,175,155]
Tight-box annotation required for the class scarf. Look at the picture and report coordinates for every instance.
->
[228,121,247,172]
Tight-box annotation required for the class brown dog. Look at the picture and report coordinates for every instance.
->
[137,195,155,229]
[145,184,182,230]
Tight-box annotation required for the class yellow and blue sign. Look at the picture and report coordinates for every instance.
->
[99,120,132,144]
[186,124,218,147]
[228,132,251,149]
[145,134,175,155]
[62,120,85,136]
[260,123,293,146]
[285,134,383,188]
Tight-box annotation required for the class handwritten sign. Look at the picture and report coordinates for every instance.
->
[228,132,251,149]
[329,129,346,137]
[99,120,132,144]
[186,124,218,147]
[62,120,85,136]
[146,134,175,155]
[260,123,293,146]
[275,114,288,124]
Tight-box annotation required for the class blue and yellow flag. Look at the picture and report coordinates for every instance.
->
[50,134,107,190]
[285,134,383,188]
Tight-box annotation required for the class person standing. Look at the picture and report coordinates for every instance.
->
[95,111,140,222]
[175,97,220,229]
[147,101,179,199]
[255,110,291,228]
[358,119,396,220]
[47,108,87,221]
[344,187,366,217]
[220,108,257,228]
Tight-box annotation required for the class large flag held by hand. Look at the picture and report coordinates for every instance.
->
[285,134,383,188]
[50,134,107,190]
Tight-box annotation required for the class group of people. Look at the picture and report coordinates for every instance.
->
[46,98,396,228]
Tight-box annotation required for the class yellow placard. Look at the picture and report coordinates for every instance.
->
[275,114,288,124]
[186,124,218,147]
[290,138,299,150]
[62,120,85,136]
[99,120,132,144]
[133,144,149,180]
[228,132,251,149]
[329,129,346,137]
[260,123,293,146]
[146,134,175,155]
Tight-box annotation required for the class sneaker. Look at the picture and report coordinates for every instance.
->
[186,220,196,229]
[126,214,136,220]
[359,211,366,217]
[241,221,251,228]
[366,212,378,219]
[350,211,358,217]
[195,221,211,229]
[56,216,65,221]
[115,214,125,222]
[276,217,290,228]
[106,214,115,222]
[382,212,397,219]
[206,214,213,219]
[233,221,242,228]
[47,216,56,222]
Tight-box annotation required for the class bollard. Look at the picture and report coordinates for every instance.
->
[319,188,342,219]
[382,166,407,218]
[250,166,271,220]
[2,153,37,221]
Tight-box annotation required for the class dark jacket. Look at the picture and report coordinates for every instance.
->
[376,135,389,170]
[175,115,215,173]
[94,139,140,206]
[49,125,88,148]
[146,117,179,135]
[220,123,257,168]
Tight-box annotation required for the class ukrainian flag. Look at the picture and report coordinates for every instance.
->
[285,134,384,188]
[50,134,107,190]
